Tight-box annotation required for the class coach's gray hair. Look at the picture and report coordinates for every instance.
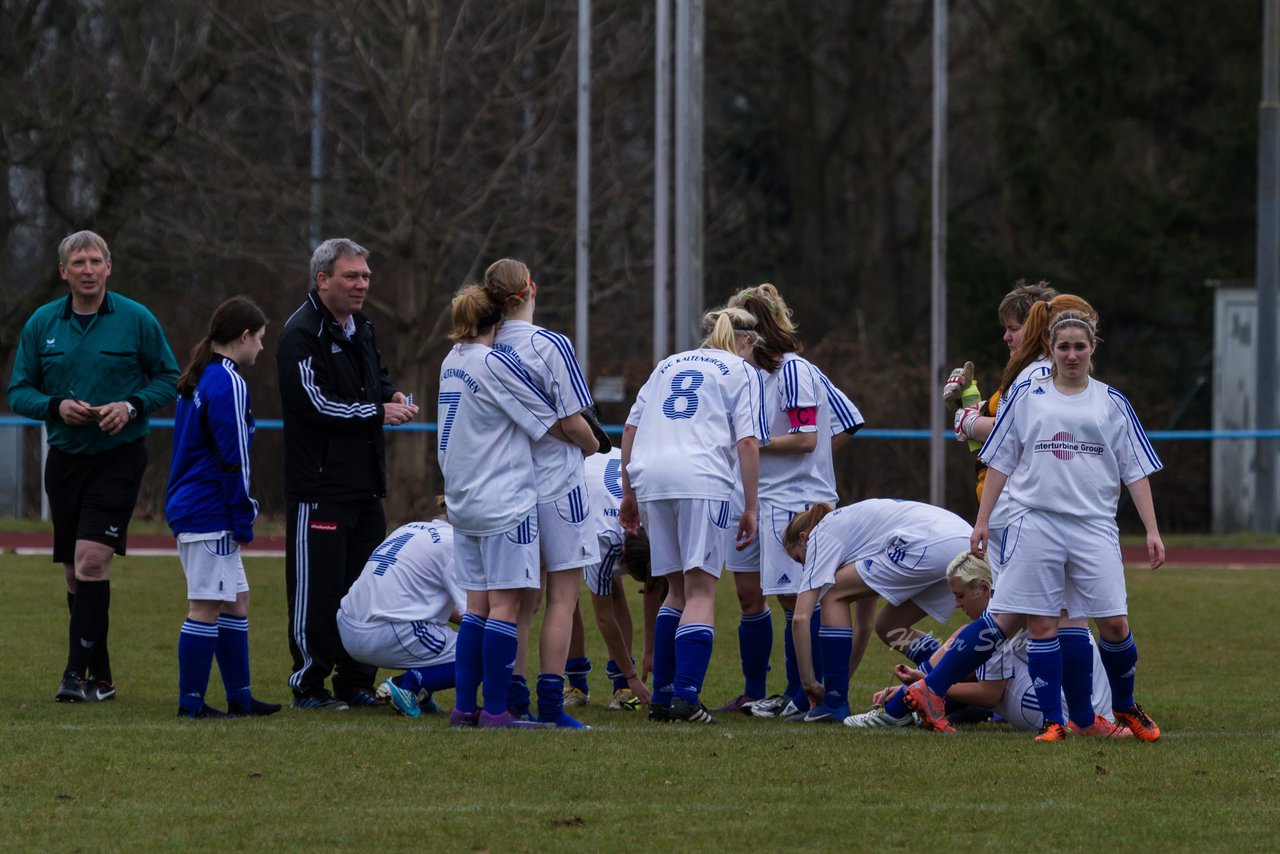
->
[309,238,369,286]
[58,231,110,265]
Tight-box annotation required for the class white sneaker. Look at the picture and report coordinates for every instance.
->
[843,706,913,728]
[375,678,421,718]
[747,694,790,718]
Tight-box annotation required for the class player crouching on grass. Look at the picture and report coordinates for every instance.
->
[779,499,973,723]
[335,498,464,718]
[846,551,1129,735]
[903,311,1165,742]
[166,297,280,719]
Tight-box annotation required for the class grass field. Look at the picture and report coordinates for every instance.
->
[2,554,1277,851]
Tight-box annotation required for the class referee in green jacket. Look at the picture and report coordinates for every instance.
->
[7,230,179,703]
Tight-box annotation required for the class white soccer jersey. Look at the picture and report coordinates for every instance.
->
[979,375,1163,525]
[583,447,625,546]
[625,348,768,501]
[758,353,837,508]
[339,521,465,625]
[988,357,1051,530]
[798,499,972,592]
[815,366,865,436]
[494,319,594,501]
[438,342,557,536]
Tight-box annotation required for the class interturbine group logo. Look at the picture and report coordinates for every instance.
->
[1033,431,1104,461]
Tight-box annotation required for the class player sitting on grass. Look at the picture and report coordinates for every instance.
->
[336,498,464,718]
[780,499,973,723]
[846,551,1128,735]
[905,311,1165,742]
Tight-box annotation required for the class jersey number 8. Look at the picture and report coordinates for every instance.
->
[662,370,704,420]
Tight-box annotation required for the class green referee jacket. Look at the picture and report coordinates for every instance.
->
[7,292,179,455]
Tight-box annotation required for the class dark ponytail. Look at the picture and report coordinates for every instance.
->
[177,297,268,396]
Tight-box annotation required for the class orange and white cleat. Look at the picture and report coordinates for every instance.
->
[1034,721,1070,742]
[903,680,954,733]
[1112,705,1161,742]
[1068,716,1133,738]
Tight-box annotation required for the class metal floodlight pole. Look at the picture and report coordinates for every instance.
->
[1257,0,1280,533]
[675,0,704,351]
[575,0,592,373]
[929,0,949,507]
[309,25,325,250]
[654,0,671,362]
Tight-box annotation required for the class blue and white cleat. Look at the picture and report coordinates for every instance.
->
[376,678,422,718]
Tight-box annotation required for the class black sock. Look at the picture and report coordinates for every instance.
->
[66,580,110,678]
[90,608,112,683]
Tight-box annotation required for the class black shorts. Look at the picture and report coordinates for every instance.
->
[45,439,148,564]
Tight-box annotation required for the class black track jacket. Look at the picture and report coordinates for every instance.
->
[277,290,399,502]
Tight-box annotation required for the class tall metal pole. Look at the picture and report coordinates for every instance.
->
[654,0,671,362]
[309,25,325,250]
[575,0,592,372]
[928,0,948,507]
[1256,0,1280,533]
[674,0,704,351]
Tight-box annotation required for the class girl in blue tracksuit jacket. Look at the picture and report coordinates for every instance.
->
[165,297,278,718]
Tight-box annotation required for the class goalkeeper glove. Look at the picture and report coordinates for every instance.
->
[954,404,983,445]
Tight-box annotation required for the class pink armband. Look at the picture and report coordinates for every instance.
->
[787,407,817,430]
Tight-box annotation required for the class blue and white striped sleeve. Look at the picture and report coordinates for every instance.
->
[206,363,258,542]
[816,369,865,435]
[484,348,556,440]
[978,378,1030,475]
[780,360,820,433]
[730,362,769,444]
[1107,388,1163,483]
[532,329,594,418]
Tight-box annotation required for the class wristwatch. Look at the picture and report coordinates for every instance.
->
[124,401,138,421]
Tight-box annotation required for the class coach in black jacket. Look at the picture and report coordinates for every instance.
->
[277,238,419,710]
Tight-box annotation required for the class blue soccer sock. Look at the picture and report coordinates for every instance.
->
[672,623,715,704]
[905,633,942,666]
[818,625,853,709]
[605,658,635,692]
[565,656,592,694]
[507,674,531,717]
[536,673,566,722]
[782,609,800,699]
[401,662,455,694]
[453,614,486,714]
[481,619,519,716]
[923,612,1007,696]
[738,608,773,699]
[883,685,911,720]
[652,606,682,707]
[1026,636,1065,726]
[809,605,825,686]
[215,615,252,708]
[1058,626,1097,727]
[178,619,219,713]
[1098,631,1138,712]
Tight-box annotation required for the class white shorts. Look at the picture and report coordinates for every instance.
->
[539,484,600,572]
[989,511,1127,618]
[453,513,542,591]
[801,533,962,624]
[722,513,759,573]
[584,534,625,597]
[984,635,1115,730]
[758,500,805,596]
[639,498,730,578]
[178,533,249,603]
[336,609,458,670]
